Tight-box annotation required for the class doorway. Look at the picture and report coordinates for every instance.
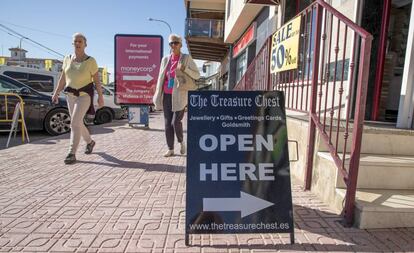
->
[373,0,413,122]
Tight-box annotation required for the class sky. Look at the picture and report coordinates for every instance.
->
[0,0,194,82]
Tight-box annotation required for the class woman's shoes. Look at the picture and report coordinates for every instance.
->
[163,143,185,157]
[179,142,186,155]
[164,150,174,157]
[85,140,95,154]
[64,153,76,164]
[65,140,94,164]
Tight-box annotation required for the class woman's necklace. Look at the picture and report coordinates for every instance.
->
[73,54,86,63]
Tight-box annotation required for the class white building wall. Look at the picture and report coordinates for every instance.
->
[224,0,263,43]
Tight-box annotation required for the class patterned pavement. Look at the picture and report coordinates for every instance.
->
[0,112,413,252]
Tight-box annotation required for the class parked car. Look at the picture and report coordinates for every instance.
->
[0,74,70,135]
[0,65,60,93]
[1,65,125,126]
[85,86,127,125]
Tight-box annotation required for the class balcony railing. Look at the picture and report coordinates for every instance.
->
[185,18,224,39]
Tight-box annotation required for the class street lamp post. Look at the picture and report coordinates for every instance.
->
[148,18,172,34]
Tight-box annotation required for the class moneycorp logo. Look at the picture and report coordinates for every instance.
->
[121,66,154,73]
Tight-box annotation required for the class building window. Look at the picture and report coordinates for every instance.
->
[236,51,247,83]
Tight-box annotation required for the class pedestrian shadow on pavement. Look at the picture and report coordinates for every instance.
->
[189,203,414,252]
[87,126,115,135]
[112,127,188,135]
[78,152,185,173]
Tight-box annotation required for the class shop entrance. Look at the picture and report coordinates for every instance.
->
[369,0,413,122]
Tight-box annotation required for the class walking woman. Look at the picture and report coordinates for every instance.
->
[153,34,200,157]
[52,33,104,164]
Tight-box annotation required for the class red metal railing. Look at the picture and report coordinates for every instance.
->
[233,0,372,225]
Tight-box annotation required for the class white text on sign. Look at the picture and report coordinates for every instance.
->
[198,134,277,181]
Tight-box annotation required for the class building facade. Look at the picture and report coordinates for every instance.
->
[184,0,414,128]
[0,47,63,72]
[1,47,110,86]
[184,0,414,228]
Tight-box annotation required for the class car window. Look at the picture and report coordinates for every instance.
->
[3,71,28,82]
[28,73,54,92]
[3,71,54,92]
[0,77,21,93]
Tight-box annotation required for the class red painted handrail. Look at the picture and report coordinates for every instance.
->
[233,0,372,226]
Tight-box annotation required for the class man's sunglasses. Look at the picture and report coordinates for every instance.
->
[169,41,180,46]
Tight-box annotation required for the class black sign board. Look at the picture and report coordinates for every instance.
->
[185,91,294,245]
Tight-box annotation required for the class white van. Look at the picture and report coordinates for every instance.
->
[0,66,59,93]
[92,86,127,124]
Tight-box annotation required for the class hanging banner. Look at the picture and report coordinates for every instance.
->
[270,15,301,73]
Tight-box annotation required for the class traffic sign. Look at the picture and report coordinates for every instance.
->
[114,34,163,105]
[186,91,294,245]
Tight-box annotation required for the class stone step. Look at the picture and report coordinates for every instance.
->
[317,152,414,190]
[335,188,414,229]
[316,123,414,156]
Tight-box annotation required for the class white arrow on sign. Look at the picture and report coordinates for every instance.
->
[203,191,274,218]
[123,74,154,83]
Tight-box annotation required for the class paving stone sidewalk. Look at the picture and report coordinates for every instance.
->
[0,112,413,253]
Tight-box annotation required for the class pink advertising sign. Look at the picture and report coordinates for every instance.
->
[114,34,163,105]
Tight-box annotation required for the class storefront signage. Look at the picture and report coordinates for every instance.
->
[233,24,256,58]
[114,34,163,105]
[185,91,294,243]
[270,16,301,73]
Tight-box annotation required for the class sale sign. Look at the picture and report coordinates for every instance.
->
[270,16,301,73]
[114,34,163,105]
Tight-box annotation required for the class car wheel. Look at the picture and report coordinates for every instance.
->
[94,108,113,125]
[121,106,128,119]
[83,114,95,126]
[44,108,71,135]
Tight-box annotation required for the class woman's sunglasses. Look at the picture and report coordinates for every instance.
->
[169,41,180,46]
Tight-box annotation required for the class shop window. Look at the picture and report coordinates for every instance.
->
[326,59,350,81]
[299,0,313,11]
[297,9,316,81]
[236,51,247,83]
